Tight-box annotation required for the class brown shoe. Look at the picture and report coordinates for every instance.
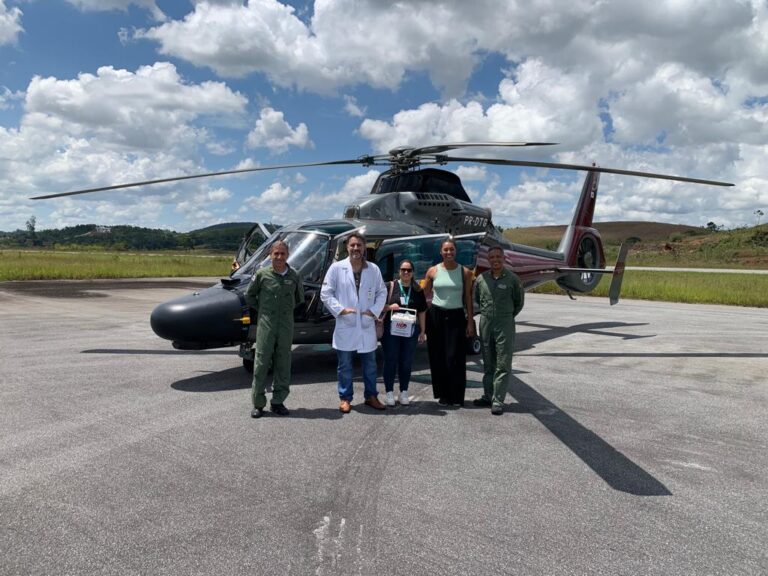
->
[339,399,352,413]
[364,396,386,411]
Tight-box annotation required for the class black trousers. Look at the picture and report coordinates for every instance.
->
[426,306,467,405]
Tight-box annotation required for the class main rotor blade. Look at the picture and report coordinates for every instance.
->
[441,156,734,187]
[394,142,558,158]
[30,159,367,200]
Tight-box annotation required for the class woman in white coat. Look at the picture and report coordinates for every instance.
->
[320,232,388,413]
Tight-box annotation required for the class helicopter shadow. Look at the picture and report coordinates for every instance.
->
[464,363,670,496]
[514,319,768,359]
[513,373,672,496]
[515,320,655,355]
[83,349,237,356]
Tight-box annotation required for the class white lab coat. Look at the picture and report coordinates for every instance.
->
[320,257,387,353]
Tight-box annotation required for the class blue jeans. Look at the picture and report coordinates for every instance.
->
[336,350,378,401]
[381,329,419,392]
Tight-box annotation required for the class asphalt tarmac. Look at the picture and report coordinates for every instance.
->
[1,278,766,576]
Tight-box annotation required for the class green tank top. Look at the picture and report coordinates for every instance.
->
[431,264,464,309]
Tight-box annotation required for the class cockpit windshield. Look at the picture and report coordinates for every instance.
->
[232,231,330,284]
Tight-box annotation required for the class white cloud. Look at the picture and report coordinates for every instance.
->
[175,187,233,229]
[0,86,23,110]
[131,0,768,101]
[0,0,23,45]
[5,0,768,231]
[238,172,381,226]
[359,60,602,153]
[313,170,380,206]
[133,0,479,95]
[478,177,579,227]
[206,140,236,156]
[24,62,246,154]
[246,107,312,153]
[0,62,248,230]
[608,63,767,146]
[65,0,166,22]
[242,182,304,222]
[454,166,487,182]
[356,52,767,229]
[343,95,366,117]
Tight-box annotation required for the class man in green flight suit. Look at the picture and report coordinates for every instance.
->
[473,245,525,415]
[245,241,304,418]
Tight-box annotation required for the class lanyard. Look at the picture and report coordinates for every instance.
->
[398,281,411,306]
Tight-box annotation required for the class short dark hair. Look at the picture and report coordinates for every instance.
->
[487,245,504,256]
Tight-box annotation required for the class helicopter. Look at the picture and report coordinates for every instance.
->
[32,142,733,371]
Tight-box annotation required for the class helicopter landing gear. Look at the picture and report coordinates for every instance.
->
[240,342,254,373]
[466,335,482,356]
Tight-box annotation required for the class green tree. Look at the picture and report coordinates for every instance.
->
[25,216,37,246]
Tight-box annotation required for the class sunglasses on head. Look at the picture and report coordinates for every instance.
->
[399,268,413,272]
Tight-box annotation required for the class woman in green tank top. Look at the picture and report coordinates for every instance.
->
[422,239,475,406]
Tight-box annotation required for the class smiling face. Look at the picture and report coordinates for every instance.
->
[488,247,504,274]
[270,242,289,272]
[346,235,365,262]
[398,260,414,284]
[440,240,456,263]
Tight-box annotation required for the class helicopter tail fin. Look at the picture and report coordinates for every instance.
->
[555,170,606,293]
[557,169,599,257]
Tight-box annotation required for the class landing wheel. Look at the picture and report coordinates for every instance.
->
[243,358,254,373]
[467,336,482,356]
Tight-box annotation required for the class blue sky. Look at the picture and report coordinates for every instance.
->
[0,0,766,232]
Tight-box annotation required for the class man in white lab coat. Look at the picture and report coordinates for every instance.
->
[321,232,388,413]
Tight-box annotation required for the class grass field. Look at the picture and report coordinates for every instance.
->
[531,270,768,307]
[0,250,231,281]
[3,249,767,307]
[507,222,768,269]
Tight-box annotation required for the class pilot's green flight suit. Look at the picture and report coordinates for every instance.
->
[475,268,524,408]
[245,265,304,409]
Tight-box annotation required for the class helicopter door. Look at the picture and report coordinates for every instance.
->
[375,233,485,283]
[232,222,275,273]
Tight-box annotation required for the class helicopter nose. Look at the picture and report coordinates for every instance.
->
[150,285,247,348]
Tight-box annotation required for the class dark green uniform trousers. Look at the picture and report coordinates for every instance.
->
[480,317,515,407]
[475,268,524,407]
[252,314,293,409]
[245,266,303,409]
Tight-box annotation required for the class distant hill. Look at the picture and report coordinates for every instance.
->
[504,221,768,268]
[3,220,765,267]
[192,222,257,233]
[503,221,704,249]
[0,222,278,251]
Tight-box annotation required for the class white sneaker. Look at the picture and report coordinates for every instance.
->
[385,391,396,406]
[398,391,410,406]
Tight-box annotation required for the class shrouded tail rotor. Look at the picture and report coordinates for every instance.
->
[557,232,605,293]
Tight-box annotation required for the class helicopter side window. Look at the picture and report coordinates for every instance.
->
[292,235,329,284]
[232,231,329,283]
[375,236,479,283]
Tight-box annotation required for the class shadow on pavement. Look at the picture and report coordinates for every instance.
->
[464,363,670,495]
[131,320,672,494]
[171,367,250,392]
[508,373,672,496]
